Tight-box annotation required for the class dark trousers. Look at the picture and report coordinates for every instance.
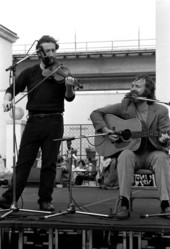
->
[3,114,63,204]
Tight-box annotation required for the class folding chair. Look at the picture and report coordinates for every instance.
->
[130,168,159,211]
[114,168,160,214]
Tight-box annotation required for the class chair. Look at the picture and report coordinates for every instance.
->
[82,171,98,186]
[114,168,160,214]
[130,169,159,211]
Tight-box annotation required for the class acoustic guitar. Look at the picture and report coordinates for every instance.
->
[94,114,161,157]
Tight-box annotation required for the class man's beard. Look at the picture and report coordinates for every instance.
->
[130,90,149,103]
[42,56,56,68]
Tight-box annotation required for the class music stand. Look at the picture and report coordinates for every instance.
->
[42,136,112,220]
[0,50,52,219]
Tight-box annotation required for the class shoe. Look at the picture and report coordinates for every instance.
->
[0,196,11,209]
[161,206,170,218]
[39,202,55,212]
[56,184,63,188]
[115,206,130,220]
[100,184,119,190]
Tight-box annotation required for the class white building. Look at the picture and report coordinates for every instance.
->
[0,25,18,166]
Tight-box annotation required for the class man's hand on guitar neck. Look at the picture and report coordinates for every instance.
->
[102,127,119,143]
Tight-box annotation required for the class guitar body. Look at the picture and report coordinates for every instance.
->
[95,114,142,157]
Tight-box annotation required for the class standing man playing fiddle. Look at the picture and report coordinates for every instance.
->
[0,35,76,211]
[90,74,170,219]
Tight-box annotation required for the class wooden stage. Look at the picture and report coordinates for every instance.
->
[0,185,170,249]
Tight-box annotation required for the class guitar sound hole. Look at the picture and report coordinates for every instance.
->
[121,129,132,142]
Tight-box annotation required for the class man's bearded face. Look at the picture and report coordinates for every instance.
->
[39,42,56,67]
[130,79,148,103]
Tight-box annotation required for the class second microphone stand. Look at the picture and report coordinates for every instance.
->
[42,137,112,220]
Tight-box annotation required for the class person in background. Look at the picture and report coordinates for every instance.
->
[74,159,96,185]
[98,157,118,190]
[56,155,69,187]
[0,155,5,172]
[73,159,87,185]
[90,73,170,219]
[0,35,76,211]
[98,157,111,182]
[0,155,8,187]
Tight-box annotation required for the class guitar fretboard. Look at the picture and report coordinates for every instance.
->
[131,131,160,138]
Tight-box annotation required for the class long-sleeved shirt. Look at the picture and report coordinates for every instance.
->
[6,64,75,113]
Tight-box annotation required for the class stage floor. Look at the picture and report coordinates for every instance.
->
[0,185,169,230]
[0,185,170,248]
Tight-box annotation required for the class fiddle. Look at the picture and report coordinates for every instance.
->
[42,62,83,89]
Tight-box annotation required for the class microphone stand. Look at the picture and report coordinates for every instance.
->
[136,97,170,106]
[140,212,170,218]
[42,135,113,220]
[0,50,52,219]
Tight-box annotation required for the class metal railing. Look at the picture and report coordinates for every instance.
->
[12,38,155,55]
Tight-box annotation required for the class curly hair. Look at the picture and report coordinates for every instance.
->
[36,35,59,50]
[133,73,156,101]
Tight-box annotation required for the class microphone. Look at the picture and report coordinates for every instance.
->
[140,213,170,218]
[39,45,47,57]
[37,40,46,56]
[125,91,138,101]
[37,41,51,66]
[140,214,149,218]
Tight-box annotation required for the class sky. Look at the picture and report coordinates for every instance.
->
[0,0,156,46]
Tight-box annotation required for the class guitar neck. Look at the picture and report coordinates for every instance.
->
[132,130,168,138]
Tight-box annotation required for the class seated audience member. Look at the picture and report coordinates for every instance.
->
[90,73,170,219]
[56,155,69,187]
[74,159,96,185]
[0,155,9,187]
[73,159,87,185]
[99,157,111,173]
[74,159,87,170]
[98,157,118,189]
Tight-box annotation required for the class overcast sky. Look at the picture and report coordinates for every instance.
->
[1,0,155,45]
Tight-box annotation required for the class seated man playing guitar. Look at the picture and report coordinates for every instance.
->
[90,73,170,219]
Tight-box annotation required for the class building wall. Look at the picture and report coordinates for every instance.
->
[0,38,13,158]
[0,25,18,159]
[64,90,126,124]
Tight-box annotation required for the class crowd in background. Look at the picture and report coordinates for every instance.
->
[55,151,119,189]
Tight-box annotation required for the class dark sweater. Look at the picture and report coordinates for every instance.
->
[6,64,75,113]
